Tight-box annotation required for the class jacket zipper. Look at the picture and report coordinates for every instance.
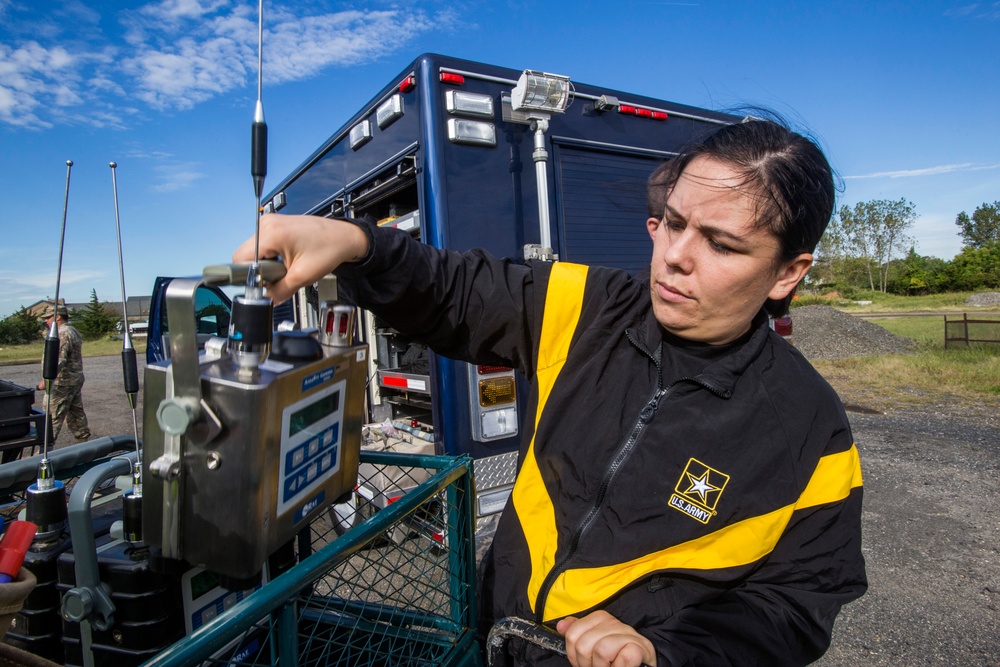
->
[533,331,666,623]
[531,330,734,622]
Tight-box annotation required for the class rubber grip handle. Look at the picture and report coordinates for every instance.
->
[252,121,267,188]
[121,347,139,395]
[42,336,59,380]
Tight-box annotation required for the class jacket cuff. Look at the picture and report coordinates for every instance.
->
[343,217,377,268]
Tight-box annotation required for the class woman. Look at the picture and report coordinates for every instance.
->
[234,118,866,666]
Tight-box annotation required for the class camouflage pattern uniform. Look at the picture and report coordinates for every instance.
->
[44,322,91,443]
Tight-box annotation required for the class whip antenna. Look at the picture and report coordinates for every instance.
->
[109,163,144,544]
[38,160,73,485]
[26,160,74,541]
[228,0,272,375]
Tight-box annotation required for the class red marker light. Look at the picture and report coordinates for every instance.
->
[635,107,653,118]
[440,72,465,85]
[651,111,668,120]
[477,364,512,375]
[617,104,637,115]
[399,75,416,93]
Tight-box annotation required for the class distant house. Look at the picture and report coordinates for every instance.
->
[23,295,150,322]
[24,298,68,319]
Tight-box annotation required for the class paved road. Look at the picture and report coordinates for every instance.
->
[1,355,998,664]
[1,354,146,449]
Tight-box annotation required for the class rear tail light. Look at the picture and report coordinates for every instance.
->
[772,315,793,337]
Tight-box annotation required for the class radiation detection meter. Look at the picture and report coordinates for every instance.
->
[142,264,367,587]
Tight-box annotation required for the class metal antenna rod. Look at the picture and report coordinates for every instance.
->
[228,0,273,375]
[38,159,74,487]
[248,0,267,297]
[110,162,143,489]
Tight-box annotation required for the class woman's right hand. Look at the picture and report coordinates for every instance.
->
[232,213,369,304]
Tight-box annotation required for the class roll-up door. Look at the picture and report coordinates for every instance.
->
[553,144,664,275]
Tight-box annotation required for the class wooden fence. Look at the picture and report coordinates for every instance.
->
[943,313,1000,348]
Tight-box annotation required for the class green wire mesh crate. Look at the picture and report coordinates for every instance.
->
[145,451,481,667]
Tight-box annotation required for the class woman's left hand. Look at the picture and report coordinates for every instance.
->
[557,610,656,667]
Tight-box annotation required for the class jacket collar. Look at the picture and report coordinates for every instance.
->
[627,303,771,398]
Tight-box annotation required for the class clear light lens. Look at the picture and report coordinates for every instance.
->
[349,120,372,149]
[511,70,571,113]
[481,407,517,438]
[376,94,404,128]
[446,118,496,146]
[446,90,494,118]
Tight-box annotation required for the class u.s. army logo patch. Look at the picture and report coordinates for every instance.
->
[668,458,730,525]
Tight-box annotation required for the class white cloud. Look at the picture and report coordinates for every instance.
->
[141,0,232,22]
[944,3,1000,20]
[845,163,1000,180]
[151,162,207,192]
[0,267,106,298]
[0,40,115,128]
[0,2,448,128]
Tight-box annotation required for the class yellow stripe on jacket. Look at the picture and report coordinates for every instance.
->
[512,262,589,613]
[540,445,864,621]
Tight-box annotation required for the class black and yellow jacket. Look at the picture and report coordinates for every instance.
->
[338,223,867,666]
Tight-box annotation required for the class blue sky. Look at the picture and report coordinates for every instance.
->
[1,0,998,319]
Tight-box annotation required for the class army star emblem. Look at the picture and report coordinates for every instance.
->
[668,458,731,525]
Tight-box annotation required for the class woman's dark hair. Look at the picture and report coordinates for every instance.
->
[647,116,835,317]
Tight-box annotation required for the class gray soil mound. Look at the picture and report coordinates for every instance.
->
[966,291,1000,307]
[791,305,916,360]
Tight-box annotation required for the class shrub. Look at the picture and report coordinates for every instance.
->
[0,308,44,345]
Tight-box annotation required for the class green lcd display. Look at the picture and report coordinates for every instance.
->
[289,391,340,438]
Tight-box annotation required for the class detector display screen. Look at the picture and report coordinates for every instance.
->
[289,391,340,438]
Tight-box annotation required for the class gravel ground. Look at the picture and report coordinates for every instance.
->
[793,305,917,360]
[1,307,998,664]
[967,292,1000,307]
[0,353,147,449]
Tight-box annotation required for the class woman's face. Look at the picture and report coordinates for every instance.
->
[647,156,812,344]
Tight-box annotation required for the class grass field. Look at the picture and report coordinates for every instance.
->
[795,290,990,313]
[810,312,1000,411]
[0,336,147,365]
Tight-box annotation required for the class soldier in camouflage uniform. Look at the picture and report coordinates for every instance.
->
[36,306,91,444]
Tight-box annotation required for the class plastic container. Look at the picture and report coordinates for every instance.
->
[0,380,35,440]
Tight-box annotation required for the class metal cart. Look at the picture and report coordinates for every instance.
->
[144,450,480,667]
[1,443,568,666]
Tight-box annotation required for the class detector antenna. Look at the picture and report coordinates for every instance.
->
[26,160,74,540]
[228,0,272,375]
[39,160,73,484]
[109,162,144,544]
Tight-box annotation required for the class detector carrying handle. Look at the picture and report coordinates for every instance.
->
[202,260,286,287]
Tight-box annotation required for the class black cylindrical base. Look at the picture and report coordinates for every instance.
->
[25,482,67,538]
[122,491,142,544]
[230,296,272,347]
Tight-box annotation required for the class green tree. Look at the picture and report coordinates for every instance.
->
[836,198,917,293]
[955,201,1000,249]
[74,289,119,340]
[948,241,1000,290]
[0,308,44,345]
[885,247,952,295]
